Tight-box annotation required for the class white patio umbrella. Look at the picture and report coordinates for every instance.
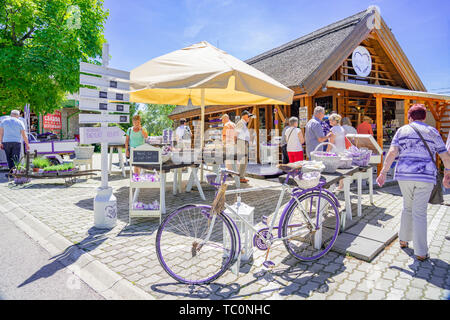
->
[128,41,294,155]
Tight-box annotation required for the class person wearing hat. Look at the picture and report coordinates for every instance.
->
[175,118,192,149]
[0,110,30,175]
[235,110,253,183]
[221,114,236,171]
[377,104,450,261]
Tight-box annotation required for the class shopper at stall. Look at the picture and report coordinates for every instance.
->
[327,114,346,153]
[357,116,374,135]
[305,106,333,159]
[342,117,357,135]
[280,119,290,164]
[0,110,30,176]
[235,110,253,183]
[125,115,149,174]
[376,104,450,261]
[285,117,305,163]
[175,118,192,149]
[221,113,236,170]
[445,135,450,241]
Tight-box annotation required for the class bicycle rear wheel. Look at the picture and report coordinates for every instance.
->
[156,204,237,285]
[281,191,340,261]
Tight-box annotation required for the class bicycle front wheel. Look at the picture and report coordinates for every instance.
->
[156,204,237,285]
[281,191,340,261]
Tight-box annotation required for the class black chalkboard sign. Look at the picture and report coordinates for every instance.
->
[116,93,123,100]
[133,150,159,163]
[116,105,124,112]
[99,103,108,110]
[120,115,128,122]
[110,80,117,88]
[99,91,108,98]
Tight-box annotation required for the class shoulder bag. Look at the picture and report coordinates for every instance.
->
[409,124,443,205]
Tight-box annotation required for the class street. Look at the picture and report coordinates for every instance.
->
[0,211,103,300]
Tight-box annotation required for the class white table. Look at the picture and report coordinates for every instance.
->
[108,143,126,177]
[172,166,206,201]
[341,166,374,230]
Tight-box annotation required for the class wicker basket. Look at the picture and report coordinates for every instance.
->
[293,172,321,189]
[74,146,94,159]
[310,142,340,173]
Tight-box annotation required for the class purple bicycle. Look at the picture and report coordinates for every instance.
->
[155,167,340,285]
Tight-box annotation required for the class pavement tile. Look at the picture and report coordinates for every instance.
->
[2,165,449,300]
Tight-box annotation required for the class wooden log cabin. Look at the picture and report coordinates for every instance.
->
[168,7,450,171]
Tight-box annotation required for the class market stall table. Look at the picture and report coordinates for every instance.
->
[108,142,126,177]
[132,160,205,215]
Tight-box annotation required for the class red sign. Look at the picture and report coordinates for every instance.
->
[43,110,62,130]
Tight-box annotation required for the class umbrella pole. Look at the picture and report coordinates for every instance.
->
[200,88,205,182]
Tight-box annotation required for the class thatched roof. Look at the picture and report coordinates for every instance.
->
[245,10,367,89]
[170,10,369,117]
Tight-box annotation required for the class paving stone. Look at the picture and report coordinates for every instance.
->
[345,223,398,245]
[331,233,385,262]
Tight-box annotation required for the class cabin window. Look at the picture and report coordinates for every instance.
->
[314,96,333,114]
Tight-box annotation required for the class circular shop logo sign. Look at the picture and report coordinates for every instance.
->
[352,46,372,77]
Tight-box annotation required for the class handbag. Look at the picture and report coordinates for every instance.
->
[409,124,444,205]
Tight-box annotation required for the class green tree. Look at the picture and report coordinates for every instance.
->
[0,0,109,114]
[138,104,176,136]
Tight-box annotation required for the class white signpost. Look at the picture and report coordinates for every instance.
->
[76,43,130,229]
[79,127,125,145]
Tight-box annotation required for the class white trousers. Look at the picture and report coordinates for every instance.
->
[398,180,434,257]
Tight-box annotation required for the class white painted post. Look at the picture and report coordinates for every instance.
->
[93,43,117,229]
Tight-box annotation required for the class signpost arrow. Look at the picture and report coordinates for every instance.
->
[79,126,125,145]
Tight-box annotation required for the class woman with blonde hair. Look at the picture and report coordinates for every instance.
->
[327,113,346,153]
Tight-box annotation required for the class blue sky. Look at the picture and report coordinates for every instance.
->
[103,0,449,93]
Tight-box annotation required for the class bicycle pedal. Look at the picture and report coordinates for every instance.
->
[261,216,269,226]
[263,261,275,269]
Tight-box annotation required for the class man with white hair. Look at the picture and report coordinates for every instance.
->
[0,110,29,174]
[305,106,333,158]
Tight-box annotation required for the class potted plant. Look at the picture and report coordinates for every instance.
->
[74,143,95,159]
[11,159,31,184]
[32,157,50,173]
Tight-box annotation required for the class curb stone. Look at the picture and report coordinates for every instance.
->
[0,195,155,300]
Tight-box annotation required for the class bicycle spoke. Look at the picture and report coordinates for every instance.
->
[156,205,236,284]
[282,192,339,261]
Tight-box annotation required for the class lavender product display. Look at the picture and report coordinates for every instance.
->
[133,200,160,210]
[132,171,160,182]
[348,146,372,167]
[294,171,321,189]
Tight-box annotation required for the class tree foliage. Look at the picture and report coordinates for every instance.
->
[0,0,109,113]
[138,104,176,136]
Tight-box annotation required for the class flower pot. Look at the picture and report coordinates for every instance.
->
[33,168,39,173]
[74,146,95,159]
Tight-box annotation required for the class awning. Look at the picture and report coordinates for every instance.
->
[326,80,450,102]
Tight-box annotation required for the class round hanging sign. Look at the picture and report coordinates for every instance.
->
[352,46,372,77]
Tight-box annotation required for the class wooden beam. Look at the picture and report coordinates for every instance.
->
[376,94,383,174]
[404,99,410,125]
[255,106,260,163]
[276,106,286,123]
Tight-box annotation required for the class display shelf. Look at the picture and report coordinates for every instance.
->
[129,180,161,188]
[129,209,161,218]
[129,144,163,224]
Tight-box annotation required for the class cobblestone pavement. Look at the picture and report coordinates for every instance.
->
[0,161,449,300]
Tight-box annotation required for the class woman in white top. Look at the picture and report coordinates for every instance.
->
[285,117,305,163]
[327,114,346,153]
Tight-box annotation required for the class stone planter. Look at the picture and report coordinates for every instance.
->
[74,145,95,159]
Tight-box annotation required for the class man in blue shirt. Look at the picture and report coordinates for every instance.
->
[305,106,333,159]
[0,110,30,173]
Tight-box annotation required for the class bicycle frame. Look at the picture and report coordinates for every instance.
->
[202,169,340,250]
